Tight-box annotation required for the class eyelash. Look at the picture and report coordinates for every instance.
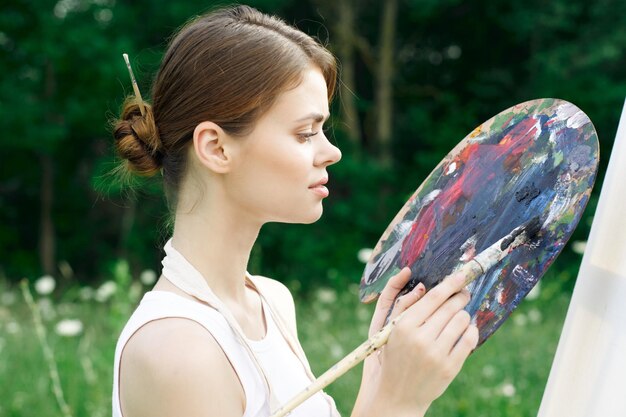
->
[297,131,319,142]
[297,127,329,143]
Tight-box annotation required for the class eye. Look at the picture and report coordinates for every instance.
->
[297,131,318,143]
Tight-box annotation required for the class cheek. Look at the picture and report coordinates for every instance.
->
[234,145,310,203]
[255,145,309,182]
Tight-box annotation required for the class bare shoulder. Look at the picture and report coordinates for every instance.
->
[250,274,297,334]
[119,317,244,417]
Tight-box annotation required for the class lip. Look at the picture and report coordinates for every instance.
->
[309,176,329,197]
[309,185,329,197]
[309,176,329,188]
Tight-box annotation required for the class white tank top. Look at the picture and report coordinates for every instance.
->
[112,240,339,417]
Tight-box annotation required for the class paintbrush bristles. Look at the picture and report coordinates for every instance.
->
[524,216,541,240]
[474,216,540,278]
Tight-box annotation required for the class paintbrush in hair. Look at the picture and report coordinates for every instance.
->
[269,216,541,417]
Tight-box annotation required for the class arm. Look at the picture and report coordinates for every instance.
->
[119,318,245,417]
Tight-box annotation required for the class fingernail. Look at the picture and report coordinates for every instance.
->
[413,283,425,294]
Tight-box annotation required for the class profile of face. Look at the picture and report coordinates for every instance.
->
[194,66,342,225]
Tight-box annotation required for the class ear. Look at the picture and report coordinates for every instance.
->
[192,121,234,174]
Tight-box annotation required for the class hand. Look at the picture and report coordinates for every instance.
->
[367,267,426,339]
[353,268,479,417]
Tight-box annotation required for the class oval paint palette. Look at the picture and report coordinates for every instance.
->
[360,98,599,346]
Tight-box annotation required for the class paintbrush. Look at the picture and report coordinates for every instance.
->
[269,216,541,417]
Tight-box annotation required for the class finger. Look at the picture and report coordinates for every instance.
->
[402,271,467,325]
[434,271,471,297]
[369,267,412,335]
[376,267,412,311]
[419,290,471,339]
[435,309,472,352]
[386,283,426,322]
[449,324,479,363]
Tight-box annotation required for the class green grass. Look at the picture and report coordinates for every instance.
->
[0,272,570,417]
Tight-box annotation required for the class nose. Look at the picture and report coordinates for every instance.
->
[315,132,342,167]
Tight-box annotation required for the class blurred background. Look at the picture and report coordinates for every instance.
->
[1,0,624,416]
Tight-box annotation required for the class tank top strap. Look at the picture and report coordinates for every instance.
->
[246,274,341,417]
[161,239,283,411]
[244,274,313,374]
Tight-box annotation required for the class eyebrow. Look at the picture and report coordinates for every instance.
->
[295,112,330,123]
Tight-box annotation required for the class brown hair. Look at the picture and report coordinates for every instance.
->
[113,5,337,206]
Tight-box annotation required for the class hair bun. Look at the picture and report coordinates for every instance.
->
[113,98,163,176]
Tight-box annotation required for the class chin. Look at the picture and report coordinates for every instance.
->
[276,206,324,225]
[303,212,323,224]
[304,205,324,223]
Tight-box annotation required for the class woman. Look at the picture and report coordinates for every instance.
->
[112,5,478,417]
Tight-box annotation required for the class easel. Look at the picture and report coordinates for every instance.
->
[538,99,626,416]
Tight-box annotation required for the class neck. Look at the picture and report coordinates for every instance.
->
[171,199,262,306]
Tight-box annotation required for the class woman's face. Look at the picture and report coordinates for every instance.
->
[225,66,342,225]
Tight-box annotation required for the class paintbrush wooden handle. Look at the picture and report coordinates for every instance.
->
[270,311,398,417]
[269,259,488,417]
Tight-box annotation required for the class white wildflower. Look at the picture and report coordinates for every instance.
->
[55,319,83,337]
[6,321,20,334]
[482,364,495,378]
[444,45,462,60]
[316,288,337,304]
[1,291,16,306]
[526,282,541,301]
[37,297,56,321]
[330,342,344,359]
[95,281,117,302]
[34,275,56,295]
[528,308,542,323]
[139,269,157,286]
[317,309,331,322]
[78,286,94,301]
[572,240,587,255]
[357,248,373,264]
[94,8,113,23]
[513,313,527,327]
[500,382,516,397]
[129,282,142,302]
